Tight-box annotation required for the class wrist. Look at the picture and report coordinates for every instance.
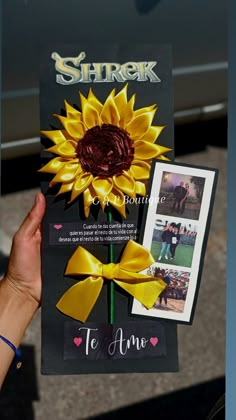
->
[4,273,40,308]
[0,277,39,347]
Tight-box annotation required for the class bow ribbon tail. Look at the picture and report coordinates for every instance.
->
[114,277,167,309]
[56,276,104,322]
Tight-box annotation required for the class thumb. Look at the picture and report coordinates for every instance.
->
[17,193,46,238]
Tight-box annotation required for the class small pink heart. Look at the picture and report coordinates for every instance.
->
[54,224,63,230]
[150,337,159,347]
[73,337,82,347]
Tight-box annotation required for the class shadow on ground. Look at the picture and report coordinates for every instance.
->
[92,377,225,420]
[0,345,39,420]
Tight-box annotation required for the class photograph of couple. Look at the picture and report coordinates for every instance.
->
[150,219,197,268]
[156,171,205,220]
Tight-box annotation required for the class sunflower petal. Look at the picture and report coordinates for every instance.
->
[126,109,156,141]
[83,186,96,217]
[46,140,77,158]
[140,125,165,143]
[113,171,136,198]
[64,100,82,119]
[38,157,68,174]
[40,130,67,145]
[82,102,102,129]
[92,177,113,210]
[157,154,171,161]
[153,144,172,156]
[134,140,171,160]
[70,173,93,202]
[100,94,119,124]
[130,160,150,180]
[100,95,120,125]
[109,88,116,98]
[108,188,126,218]
[87,88,103,113]
[114,84,128,110]
[53,114,86,139]
[135,180,146,196]
[120,94,136,128]
[56,181,74,196]
[50,161,82,186]
[63,119,86,139]
[133,104,156,117]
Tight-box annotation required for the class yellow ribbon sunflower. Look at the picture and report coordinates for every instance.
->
[39,84,171,217]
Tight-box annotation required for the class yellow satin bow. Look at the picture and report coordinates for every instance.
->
[56,240,166,322]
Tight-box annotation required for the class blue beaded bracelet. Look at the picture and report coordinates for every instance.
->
[0,335,22,369]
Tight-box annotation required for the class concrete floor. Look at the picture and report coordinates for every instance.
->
[0,146,226,419]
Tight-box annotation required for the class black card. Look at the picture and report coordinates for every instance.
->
[39,43,178,374]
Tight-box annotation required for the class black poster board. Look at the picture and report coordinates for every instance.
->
[40,44,178,374]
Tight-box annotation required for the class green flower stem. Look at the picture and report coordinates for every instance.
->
[107,206,115,324]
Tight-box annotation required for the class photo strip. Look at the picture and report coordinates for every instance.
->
[131,160,217,323]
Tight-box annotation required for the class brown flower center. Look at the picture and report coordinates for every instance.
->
[76,124,134,177]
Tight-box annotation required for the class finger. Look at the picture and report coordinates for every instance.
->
[17,193,46,238]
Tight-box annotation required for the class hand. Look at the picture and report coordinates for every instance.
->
[3,193,46,306]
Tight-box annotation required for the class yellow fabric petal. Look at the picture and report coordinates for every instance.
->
[113,171,136,198]
[79,91,87,112]
[120,94,136,128]
[92,177,113,210]
[126,109,156,141]
[61,118,86,140]
[114,84,128,110]
[53,114,72,130]
[83,186,96,218]
[38,156,68,174]
[87,88,103,113]
[135,180,146,196]
[40,130,67,145]
[56,276,104,322]
[134,140,169,160]
[100,95,120,126]
[56,181,74,196]
[130,160,150,180]
[46,140,77,158]
[108,188,126,218]
[109,88,116,98]
[70,173,93,202]
[133,104,156,117]
[140,125,166,143]
[157,154,171,161]
[153,144,172,156]
[82,102,102,129]
[50,161,82,186]
[80,88,103,120]
[64,100,82,119]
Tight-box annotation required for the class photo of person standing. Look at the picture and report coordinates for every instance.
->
[158,224,173,261]
[180,182,190,215]
[158,269,171,307]
[151,219,197,268]
[170,225,181,260]
[171,181,187,214]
